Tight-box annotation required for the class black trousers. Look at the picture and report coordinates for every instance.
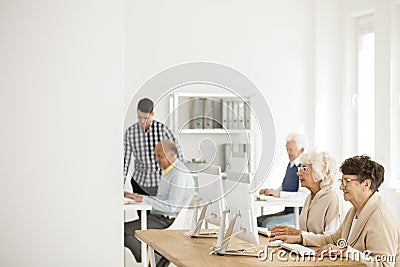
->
[124,214,174,265]
[130,178,158,196]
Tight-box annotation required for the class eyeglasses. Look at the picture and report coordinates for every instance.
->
[297,166,309,172]
[338,178,359,186]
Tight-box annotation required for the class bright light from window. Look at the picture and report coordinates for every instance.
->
[357,16,375,157]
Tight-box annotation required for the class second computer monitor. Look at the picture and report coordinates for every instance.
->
[224,171,259,246]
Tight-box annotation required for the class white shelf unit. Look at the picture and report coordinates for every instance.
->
[179,129,250,134]
[168,92,254,173]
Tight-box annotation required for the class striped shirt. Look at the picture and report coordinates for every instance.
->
[123,120,181,187]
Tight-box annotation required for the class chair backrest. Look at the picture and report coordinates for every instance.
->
[166,194,196,230]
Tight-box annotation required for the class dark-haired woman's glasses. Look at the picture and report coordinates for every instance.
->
[338,178,359,186]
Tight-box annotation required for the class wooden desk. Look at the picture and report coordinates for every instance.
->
[136,230,365,267]
[255,196,304,228]
[124,202,152,267]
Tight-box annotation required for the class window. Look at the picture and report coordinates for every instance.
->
[356,15,375,157]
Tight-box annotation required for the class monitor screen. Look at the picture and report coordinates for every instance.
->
[223,172,259,246]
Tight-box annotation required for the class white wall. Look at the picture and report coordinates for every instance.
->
[314,0,343,161]
[0,1,124,266]
[124,0,316,187]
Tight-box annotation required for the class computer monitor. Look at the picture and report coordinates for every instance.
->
[212,171,259,256]
[190,165,225,237]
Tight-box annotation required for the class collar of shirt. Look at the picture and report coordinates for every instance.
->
[162,159,178,176]
[289,157,301,168]
[143,119,154,133]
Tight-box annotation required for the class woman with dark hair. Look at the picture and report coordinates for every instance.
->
[272,155,400,266]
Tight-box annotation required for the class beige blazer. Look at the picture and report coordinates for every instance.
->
[299,186,345,234]
[302,193,400,266]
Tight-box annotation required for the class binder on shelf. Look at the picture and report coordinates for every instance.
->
[203,98,213,129]
[212,98,223,129]
[189,98,205,129]
[222,99,228,129]
[232,100,239,129]
[237,101,245,130]
[244,99,251,129]
[227,100,233,129]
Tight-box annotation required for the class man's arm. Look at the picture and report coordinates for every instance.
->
[123,128,133,184]
[124,191,142,202]
[163,125,183,161]
[280,186,309,199]
[259,188,281,197]
[142,172,193,215]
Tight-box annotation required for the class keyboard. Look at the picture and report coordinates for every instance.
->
[124,197,137,204]
[257,227,272,237]
[279,243,316,256]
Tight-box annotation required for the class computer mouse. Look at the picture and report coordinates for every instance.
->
[268,240,283,247]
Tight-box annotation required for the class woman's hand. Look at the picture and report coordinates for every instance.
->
[269,225,301,236]
[269,234,302,244]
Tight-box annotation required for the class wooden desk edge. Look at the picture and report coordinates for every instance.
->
[135,230,366,267]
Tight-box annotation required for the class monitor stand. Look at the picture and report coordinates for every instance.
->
[189,202,218,238]
[213,209,259,257]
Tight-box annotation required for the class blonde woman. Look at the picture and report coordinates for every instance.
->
[270,151,345,236]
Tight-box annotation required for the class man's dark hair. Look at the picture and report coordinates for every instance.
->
[137,98,154,113]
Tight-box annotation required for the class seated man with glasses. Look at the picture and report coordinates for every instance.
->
[257,133,309,228]
[124,140,195,267]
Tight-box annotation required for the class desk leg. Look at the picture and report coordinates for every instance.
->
[141,210,147,267]
[294,207,299,229]
[124,210,126,267]
[149,246,156,267]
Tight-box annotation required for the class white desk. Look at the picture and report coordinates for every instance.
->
[124,202,152,267]
[254,196,304,229]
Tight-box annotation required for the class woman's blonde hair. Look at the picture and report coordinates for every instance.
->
[300,151,337,188]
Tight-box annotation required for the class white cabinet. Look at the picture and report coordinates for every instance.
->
[168,92,255,173]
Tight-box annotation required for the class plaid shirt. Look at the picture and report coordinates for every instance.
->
[123,120,182,187]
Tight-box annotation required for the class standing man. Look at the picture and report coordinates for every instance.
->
[124,98,182,196]
[124,140,195,266]
[257,132,308,227]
